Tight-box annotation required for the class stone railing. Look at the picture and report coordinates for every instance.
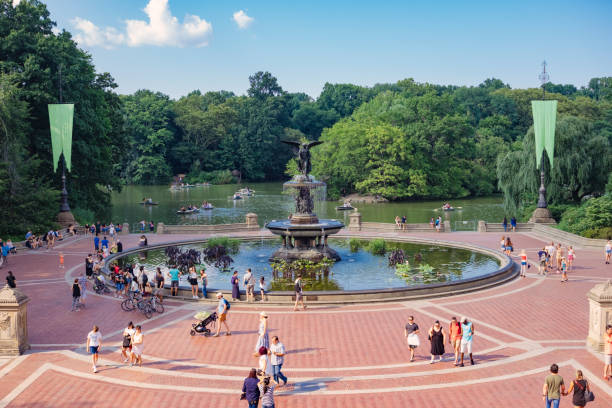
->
[156,222,258,234]
[359,222,448,233]
[477,221,535,233]
[530,223,607,249]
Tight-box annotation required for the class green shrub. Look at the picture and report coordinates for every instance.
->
[367,238,387,255]
[206,237,240,254]
[558,195,612,237]
[186,169,236,185]
[349,238,362,252]
[72,207,95,226]
[582,227,612,239]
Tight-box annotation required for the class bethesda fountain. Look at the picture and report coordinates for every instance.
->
[265,140,344,261]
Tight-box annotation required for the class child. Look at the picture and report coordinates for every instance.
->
[259,276,266,302]
[519,250,527,278]
[560,257,568,283]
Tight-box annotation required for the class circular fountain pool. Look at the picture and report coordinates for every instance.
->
[112,238,506,292]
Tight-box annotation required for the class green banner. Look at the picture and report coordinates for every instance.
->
[48,104,74,172]
[531,100,557,169]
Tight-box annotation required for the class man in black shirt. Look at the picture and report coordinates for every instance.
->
[6,271,16,288]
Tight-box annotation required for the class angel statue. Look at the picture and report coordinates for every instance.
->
[281,140,323,177]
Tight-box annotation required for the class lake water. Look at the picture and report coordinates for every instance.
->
[119,238,500,291]
[110,183,505,231]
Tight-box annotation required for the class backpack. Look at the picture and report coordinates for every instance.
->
[223,298,231,310]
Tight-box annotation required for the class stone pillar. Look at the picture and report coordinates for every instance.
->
[348,211,362,231]
[478,220,487,233]
[121,223,130,235]
[246,213,259,228]
[0,286,30,356]
[156,222,165,234]
[587,280,612,352]
[443,220,451,233]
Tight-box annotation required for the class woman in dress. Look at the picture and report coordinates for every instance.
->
[130,325,144,367]
[254,311,270,354]
[231,270,240,301]
[566,369,590,408]
[188,265,199,299]
[428,320,446,363]
[567,246,576,271]
[121,322,135,363]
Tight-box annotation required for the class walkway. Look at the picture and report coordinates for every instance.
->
[0,230,611,407]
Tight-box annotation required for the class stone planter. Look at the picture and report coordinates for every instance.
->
[587,280,612,352]
[0,285,30,356]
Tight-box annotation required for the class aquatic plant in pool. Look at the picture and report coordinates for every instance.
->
[116,238,501,292]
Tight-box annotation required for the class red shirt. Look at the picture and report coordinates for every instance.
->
[450,322,462,340]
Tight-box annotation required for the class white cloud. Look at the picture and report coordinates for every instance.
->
[126,0,212,47]
[71,0,212,49]
[232,10,254,29]
[72,17,125,49]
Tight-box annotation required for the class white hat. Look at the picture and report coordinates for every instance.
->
[216,292,223,298]
[260,311,268,318]
[460,316,467,323]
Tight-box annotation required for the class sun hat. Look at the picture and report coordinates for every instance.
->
[216,292,223,298]
[460,316,467,323]
[260,311,268,318]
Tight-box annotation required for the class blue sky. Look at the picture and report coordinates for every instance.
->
[40,0,612,99]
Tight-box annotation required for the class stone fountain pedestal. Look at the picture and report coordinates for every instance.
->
[0,286,30,356]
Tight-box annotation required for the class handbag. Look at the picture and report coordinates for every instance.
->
[239,392,246,401]
[586,389,595,402]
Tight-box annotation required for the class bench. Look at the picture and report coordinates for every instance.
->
[156,223,258,234]
[360,222,446,233]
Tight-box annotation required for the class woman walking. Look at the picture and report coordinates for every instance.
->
[255,311,270,353]
[78,272,88,308]
[130,325,144,367]
[449,317,462,366]
[86,325,102,373]
[155,267,164,303]
[428,320,446,363]
[121,322,135,363]
[258,375,278,408]
[242,368,260,408]
[568,246,576,271]
[231,270,240,301]
[71,278,81,312]
[566,370,590,408]
[505,237,513,256]
[259,276,266,302]
[188,265,199,299]
[200,267,208,299]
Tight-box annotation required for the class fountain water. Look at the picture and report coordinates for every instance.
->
[265,141,344,261]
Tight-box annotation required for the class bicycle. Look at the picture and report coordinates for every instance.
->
[120,291,141,312]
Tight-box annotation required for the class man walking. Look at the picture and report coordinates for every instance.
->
[293,275,306,311]
[213,292,231,337]
[168,265,179,297]
[270,336,288,385]
[6,271,16,288]
[459,316,475,366]
[244,268,255,303]
[405,315,420,362]
[604,324,612,380]
[94,235,100,251]
[542,363,565,408]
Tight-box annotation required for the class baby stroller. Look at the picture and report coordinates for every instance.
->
[190,311,217,336]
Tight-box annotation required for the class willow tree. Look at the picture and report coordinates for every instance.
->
[497,115,611,216]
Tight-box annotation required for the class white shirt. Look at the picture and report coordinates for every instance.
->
[87,331,102,347]
[259,354,273,376]
[270,342,286,365]
[244,272,254,286]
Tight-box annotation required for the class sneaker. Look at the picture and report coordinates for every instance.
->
[470,359,475,365]
[429,360,434,364]
[93,366,98,373]
[460,363,464,367]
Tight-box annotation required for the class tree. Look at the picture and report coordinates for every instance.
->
[247,71,284,100]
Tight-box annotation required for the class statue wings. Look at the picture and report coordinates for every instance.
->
[280,140,323,150]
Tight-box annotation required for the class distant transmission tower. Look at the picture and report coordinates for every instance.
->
[538,60,550,98]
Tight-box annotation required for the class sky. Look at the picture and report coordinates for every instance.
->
[32,0,612,99]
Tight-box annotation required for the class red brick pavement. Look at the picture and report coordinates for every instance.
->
[0,230,611,407]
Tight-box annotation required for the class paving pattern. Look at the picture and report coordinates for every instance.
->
[0,230,611,407]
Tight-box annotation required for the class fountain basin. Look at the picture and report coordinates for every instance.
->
[265,219,344,261]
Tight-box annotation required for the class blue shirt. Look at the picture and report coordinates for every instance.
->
[218,298,228,314]
[242,377,260,402]
[1,245,8,257]
[169,269,179,281]
[461,322,473,341]
[25,232,32,239]
[94,237,100,247]
[101,239,109,249]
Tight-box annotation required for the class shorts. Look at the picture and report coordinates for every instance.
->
[295,292,303,301]
[247,284,255,295]
[171,280,179,288]
[219,313,227,322]
[568,255,574,261]
[451,337,461,347]
[89,346,99,354]
[521,261,526,266]
[189,278,198,286]
[156,280,164,288]
[460,339,473,354]
[605,354,612,365]
[540,260,546,266]
[116,283,124,290]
